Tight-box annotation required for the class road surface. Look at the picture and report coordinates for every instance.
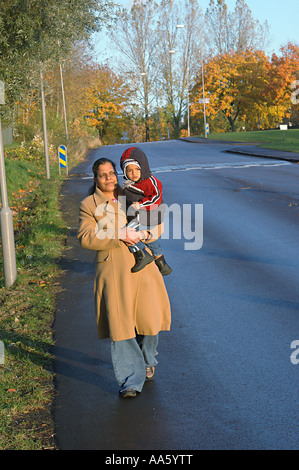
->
[53,140,299,450]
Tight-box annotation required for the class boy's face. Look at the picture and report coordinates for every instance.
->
[126,164,141,182]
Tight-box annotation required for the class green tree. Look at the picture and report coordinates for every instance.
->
[0,0,117,110]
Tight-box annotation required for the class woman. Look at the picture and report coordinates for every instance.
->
[77,157,171,398]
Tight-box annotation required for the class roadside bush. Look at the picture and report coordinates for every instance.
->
[4,134,56,162]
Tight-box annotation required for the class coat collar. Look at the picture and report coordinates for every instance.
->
[92,185,127,226]
[93,185,122,206]
[92,185,127,217]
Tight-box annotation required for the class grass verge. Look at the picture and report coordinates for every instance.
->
[206,128,299,153]
[0,139,95,449]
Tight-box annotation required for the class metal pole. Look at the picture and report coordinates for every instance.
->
[202,60,207,138]
[40,71,50,179]
[59,63,69,141]
[200,30,207,138]
[187,65,190,137]
[0,116,17,287]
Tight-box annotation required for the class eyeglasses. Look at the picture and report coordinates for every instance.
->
[97,171,116,179]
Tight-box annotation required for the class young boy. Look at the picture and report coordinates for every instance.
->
[120,147,172,275]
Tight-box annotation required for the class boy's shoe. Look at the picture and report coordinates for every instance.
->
[155,255,172,276]
[131,249,154,273]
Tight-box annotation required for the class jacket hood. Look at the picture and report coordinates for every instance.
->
[120,147,151,180]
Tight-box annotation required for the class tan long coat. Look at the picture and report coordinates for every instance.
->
[77,186,171,341]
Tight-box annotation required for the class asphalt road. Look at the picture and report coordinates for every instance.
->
[53,140,299,450]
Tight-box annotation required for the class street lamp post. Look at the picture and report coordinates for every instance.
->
[187,64,190,137]
[59,63,69,141]
[40,70,50,179]
[57,40,69,143]
[0,81,17,288]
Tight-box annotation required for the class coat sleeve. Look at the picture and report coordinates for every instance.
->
[77,199,122,252]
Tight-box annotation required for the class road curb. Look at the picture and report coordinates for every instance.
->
[178,138,299,164]
[225,148,299,164]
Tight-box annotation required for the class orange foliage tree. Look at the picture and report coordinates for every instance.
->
[191,49,270,132]
[191,43,299,132]
[10,44,135,146]
[84,64,132,143]
[265,42,299,126]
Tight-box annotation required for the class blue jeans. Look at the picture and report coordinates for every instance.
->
[111,335,159,392]
[127,218,162,256]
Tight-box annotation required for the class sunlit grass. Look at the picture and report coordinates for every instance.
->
[0,157,67,449]
[207,128,299,153]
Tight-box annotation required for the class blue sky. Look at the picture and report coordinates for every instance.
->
[112,0,298,54]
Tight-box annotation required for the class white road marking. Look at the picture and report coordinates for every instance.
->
[80,160,291,179]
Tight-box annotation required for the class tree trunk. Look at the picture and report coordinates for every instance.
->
[145,113,150,142]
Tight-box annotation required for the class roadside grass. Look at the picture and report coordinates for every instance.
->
[207,128,299,153]
[0,140,94,449]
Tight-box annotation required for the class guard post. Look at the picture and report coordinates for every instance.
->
[280,124,288,141]
[0,80,17,287]
[58,145,68,176]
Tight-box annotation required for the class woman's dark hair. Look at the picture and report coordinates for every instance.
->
[88,158,117,195]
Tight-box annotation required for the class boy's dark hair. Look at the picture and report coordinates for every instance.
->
[88,158,117,195]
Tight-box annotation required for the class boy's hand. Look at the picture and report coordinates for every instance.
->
[131,201,140,210]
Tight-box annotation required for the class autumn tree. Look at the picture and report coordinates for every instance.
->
[15,42,136,146]
[191,49,270,132]
[84,64,132,144]
[12,44,98,143]
[265,43,299,127]
[43,43,99,139]
[191,44,299,132]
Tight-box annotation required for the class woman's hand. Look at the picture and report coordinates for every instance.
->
[119,227,143,246]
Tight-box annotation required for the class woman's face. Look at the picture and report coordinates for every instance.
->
[94,162,118,193]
